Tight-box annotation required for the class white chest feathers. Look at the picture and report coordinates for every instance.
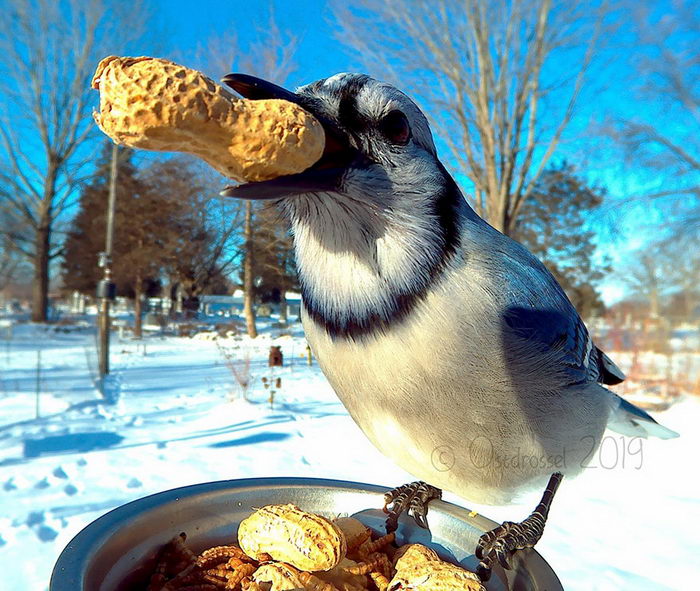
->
[289,194,451,332]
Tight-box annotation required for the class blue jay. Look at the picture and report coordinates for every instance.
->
[221,73,678,579]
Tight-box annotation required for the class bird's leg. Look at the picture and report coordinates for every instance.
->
[382,481,442,533]
[476,472,563,581]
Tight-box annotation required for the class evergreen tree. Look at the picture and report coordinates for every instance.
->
[512,163,610,318]
[62,144,145,296]
[62,144,179,335]
[64,148,242,328]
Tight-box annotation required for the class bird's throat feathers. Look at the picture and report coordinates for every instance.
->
[284,176,466,340]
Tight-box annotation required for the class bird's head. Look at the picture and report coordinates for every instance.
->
[221,73,470,339]
[221,72,442,208]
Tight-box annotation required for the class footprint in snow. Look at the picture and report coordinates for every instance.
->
[53,466,68,479]
[127,477,142,489]
[34,477,50,489]
[26,511,44,527]
[37,525,58,542]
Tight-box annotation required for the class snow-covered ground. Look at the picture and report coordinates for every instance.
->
[1,319,698,591]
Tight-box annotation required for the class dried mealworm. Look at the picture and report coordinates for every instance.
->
[357,533,395,559]
[298,571,341,591]
[197,546,250,569]
[224,563,256,590]
[369,571,390,591]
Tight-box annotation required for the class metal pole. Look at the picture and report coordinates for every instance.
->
[98,144,118,380]
[98,295,110,377]
[105,145,118,257]
[35,348,41,419]
[4,325,10,367]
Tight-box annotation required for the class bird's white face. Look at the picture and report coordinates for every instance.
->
[294,73,440,209]
[222,73,469,339]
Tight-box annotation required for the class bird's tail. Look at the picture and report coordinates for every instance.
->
[607,394,679,439]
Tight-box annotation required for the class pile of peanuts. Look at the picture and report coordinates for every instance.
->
[144,503,485,591]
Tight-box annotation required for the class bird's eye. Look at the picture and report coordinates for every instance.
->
[379,110,411,145]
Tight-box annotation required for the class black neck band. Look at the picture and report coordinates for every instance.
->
[302,169,465,341]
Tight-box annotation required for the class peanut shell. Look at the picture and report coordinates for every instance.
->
[91,56,325,182]
[389,560,485,591]
[252,562,305,590]
[392,544,440,571]
[238,504,346,572]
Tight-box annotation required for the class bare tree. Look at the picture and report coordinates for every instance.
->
[0,205,27,285]
[253,203,299,325]
[334,0,603,235]
[151,156,243,314]
[0,0,148,322]
[189,16,298,338]
[624,236,700,326]
[0,240,21,286]
[611,0,699,240]
[612,220,700,336]
[663,237,700,322]
[625,253,664,319]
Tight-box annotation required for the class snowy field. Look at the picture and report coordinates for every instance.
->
[1,318,699,591]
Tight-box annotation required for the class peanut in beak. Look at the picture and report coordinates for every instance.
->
[91,55,325,182]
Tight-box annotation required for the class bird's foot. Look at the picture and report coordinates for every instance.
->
[475,517,544,580]
[475,472,563,582]
[382,481,442,533]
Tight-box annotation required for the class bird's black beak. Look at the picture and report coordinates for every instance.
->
[219,73,357,200]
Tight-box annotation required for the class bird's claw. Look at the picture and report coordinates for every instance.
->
[476,472,563,581]
[382,481,442,534]
[475,517,543,581]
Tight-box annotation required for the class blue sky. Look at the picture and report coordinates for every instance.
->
[5,0,695,304]
[107,0,696,304]
[153,1,350,86]
[146,0,689,306]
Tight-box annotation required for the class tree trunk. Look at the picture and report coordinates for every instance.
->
[243,201,258,338]
[31,221,50,322]
[486,195,507,235]
[649,288,659,319]
[685,290,693,323]
[134,274,143,338]
[502,210,517,238]
[31,165,58,323]
[279,289,288,324]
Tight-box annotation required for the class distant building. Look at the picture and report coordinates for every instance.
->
[199,291,302,318]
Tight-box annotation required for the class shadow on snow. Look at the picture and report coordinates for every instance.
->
[207,432,291,448]
[23,432,124,458]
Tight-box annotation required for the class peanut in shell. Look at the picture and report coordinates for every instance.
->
[91,56,325,182]
[238,504,346,572]
[389,558,486,591]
